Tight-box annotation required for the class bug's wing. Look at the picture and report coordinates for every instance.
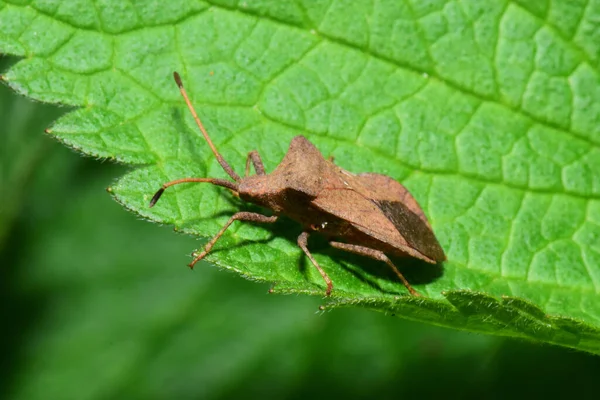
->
[369,196,445,262]
[356,173,430,227]
[354,173,445,262]
[312,171,445,263]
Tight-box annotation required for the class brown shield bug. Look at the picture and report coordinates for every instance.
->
[149,72,446,297]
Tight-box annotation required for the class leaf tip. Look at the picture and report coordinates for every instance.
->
[44,128,52,134]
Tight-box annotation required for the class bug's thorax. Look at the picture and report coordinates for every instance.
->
[238,172,342,229]
[238,136,348,219]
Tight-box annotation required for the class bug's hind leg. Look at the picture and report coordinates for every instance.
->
[189,212,278,268]
[245,150,266,176]
[297,232,333,296]
[329,241,420,296]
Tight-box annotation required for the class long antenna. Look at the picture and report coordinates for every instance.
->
[173,72,241,182]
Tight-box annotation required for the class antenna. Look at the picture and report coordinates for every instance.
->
[173,72,241,182]
[148,73,244,208]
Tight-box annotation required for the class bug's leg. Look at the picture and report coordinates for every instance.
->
[245,150,266,177]
[297,231,334,296]
[326,155,335,163]
[329,241,420,296]
[189,212,278,268]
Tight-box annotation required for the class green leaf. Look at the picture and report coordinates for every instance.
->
[0,78,501,397]
[2,0,600,354]
[7,55,600,400]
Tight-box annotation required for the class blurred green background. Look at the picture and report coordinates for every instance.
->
[2,54,600,399]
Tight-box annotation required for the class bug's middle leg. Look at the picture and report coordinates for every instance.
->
[189,212,278,268]
[297,231,333,296]
[245,150,266,176]
[329,241,420,296]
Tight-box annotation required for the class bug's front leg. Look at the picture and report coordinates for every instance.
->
[245,150,266,177]
[297,231,333,296]
[189,212,278,268]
